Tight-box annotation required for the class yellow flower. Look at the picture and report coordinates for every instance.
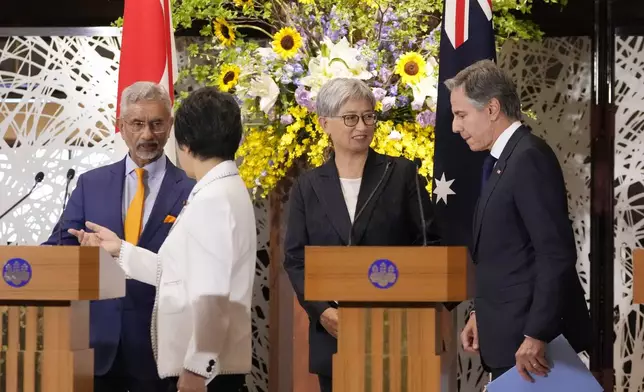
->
[395,52,427,85]
[272,27,303,60]
[297,0,315,4]
[233,0,253,6]
[214,18,235,46]
[218,64,240,92]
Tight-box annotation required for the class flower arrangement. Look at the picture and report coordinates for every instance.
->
[171,0,566,197]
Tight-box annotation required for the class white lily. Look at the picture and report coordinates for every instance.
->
[300,37,373,97]
[247,74,280,114]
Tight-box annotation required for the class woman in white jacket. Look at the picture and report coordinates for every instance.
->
[70,87,256,392]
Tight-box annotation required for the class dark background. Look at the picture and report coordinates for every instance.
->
[2,0,642,36]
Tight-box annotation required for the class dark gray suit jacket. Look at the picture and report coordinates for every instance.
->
[283,148,441,377]
[472,126,591,369]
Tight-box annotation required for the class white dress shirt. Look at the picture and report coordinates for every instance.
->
[490,121,522,159]
[117,160,257,384]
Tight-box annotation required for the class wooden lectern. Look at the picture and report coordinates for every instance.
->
[305,246,468,392]
[0,245,125,392]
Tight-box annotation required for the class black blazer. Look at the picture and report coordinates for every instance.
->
[283,149,441,377]
[472,126,591,369]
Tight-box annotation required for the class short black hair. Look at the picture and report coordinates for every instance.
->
[174,87,242,161]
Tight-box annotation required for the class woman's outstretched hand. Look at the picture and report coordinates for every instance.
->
[69,221,122,257]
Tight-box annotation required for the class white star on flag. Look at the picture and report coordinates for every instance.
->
[433,173,455,205]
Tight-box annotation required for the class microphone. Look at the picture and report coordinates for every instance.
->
[0,172,45,221]
[413,159,428,246]
[57,168,76,245]
[347,160,392,246]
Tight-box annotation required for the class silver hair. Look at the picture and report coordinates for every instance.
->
[119,81,172,118]
[444,59,522,121]
[316,78,376,117]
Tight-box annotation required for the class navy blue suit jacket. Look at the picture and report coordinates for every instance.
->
[43,157,195,379]
[471,126,591,369]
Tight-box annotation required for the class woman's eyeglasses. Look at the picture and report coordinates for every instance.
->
[329,113,377,127]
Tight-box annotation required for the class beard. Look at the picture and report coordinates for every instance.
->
[135,141,161,161]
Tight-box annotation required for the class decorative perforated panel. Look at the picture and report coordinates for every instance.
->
[614,35,644,392]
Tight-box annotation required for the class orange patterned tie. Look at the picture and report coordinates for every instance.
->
[124,168,146,244]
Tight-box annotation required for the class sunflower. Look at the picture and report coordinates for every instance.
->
[218,64,241,92]
[214,18,235,46]
[395,52,427,85]
[272,27,303,60]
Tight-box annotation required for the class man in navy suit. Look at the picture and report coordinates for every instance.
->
[450,60,591,383]
[44,81,195,392]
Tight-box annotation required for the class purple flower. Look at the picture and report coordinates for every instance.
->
[382,10,397,23]
[280,114,294,125]
[397,95,409,107]
[416,110,437,127]
[372,87,387,101]
[388,85,398,96]
[280,73,292,84]
[382,96,396,112]
[379,67,392,82]
[292,63,304,75]
[295,86,316,111]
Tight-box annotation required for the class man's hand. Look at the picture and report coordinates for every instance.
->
[69,221,121,257]
[460,312,478,353]
[515,336,549,382]
[177,369,206,392]
[320,308,339,338]
[68,229,101,247]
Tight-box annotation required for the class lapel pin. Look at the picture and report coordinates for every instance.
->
[497,169,501,174]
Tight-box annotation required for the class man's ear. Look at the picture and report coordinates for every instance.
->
[488,98,502,121]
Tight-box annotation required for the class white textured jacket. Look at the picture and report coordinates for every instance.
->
[117,160,256,385]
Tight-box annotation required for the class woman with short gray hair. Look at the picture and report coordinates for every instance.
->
[283,77,442,392]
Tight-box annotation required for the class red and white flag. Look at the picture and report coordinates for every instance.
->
[115,0,178,163]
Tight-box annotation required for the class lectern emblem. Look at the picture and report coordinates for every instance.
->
[368,259,398,289]
[2,258,32,288]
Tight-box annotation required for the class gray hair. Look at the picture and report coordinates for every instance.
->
[120,81,172,118]
[316,78,376,117]
[444,59,522,121]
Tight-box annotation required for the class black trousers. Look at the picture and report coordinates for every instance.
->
[95,375,166,392]
[94,343,165,392]
[164,374,246,392]
[318,375,332,392]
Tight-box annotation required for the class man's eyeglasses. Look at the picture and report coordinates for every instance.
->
[329,113,377,127]
[121,119,169,134]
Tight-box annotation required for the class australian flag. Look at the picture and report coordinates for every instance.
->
[432,0,496,247]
